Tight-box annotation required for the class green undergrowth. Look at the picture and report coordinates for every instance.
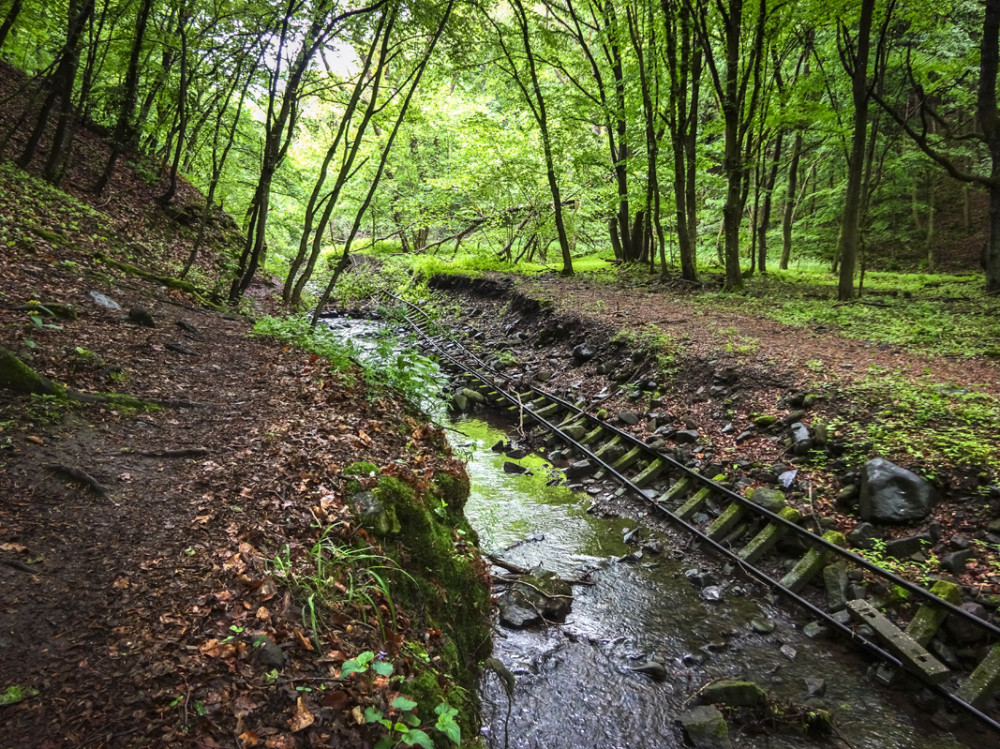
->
[363,245,612,280]
[703,268,1000,358]
[347,469,491,742]
[828,367,1000,474]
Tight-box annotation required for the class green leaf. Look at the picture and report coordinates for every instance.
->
[391,696,418,711]
[372,660,394,676]
[374,738,393,749]
[364,707,383,724]
[401,729,434,749]
[435,702,461,744]
[403,713,421,727]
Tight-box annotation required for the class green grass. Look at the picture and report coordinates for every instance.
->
[830,367,1000,473]
[703,268,999,358]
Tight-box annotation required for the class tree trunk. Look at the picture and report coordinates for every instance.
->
[0,0,24,50]
[758,130,783,274]
[780,131,802,269]
[94,0,153,193]
[837,0,875,301]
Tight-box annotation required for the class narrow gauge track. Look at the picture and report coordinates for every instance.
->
[380,292,1000,734]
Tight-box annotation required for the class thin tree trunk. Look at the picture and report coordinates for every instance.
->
[837,0,875,300]
[0,0,24,50]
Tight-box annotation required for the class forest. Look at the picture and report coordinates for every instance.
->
[1,0,999,306]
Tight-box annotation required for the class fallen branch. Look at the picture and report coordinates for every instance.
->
[1,558,43,574]
[485,554,593,586]
[45,464,111,499]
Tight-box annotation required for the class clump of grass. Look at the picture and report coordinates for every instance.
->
[269,523,412,644]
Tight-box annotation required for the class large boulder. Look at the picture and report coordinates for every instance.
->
[859,458,938,523]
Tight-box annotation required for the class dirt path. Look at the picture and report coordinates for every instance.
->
[0,252,469,746]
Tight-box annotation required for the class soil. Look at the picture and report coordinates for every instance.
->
[426,272,1000,600]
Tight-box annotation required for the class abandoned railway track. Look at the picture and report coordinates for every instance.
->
[378,292,1000,734]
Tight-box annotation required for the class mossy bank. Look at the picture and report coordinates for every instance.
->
[347,458,493,739]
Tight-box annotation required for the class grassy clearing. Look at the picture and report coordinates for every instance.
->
[703,267,1000,358]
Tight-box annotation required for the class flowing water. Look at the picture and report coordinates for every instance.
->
[455,415,972,749]
[325,318,974,748]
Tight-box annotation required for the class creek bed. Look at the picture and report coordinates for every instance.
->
[455,414,970,749]
[324,315,973,747]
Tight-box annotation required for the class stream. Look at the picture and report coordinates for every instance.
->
[456,414,969,749]
[325,315,971,748]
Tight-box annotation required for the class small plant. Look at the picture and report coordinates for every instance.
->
[364,695,461,749]
[267,525,412,644]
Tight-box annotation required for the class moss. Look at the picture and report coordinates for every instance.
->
[0,345,65,397]
[368,474,491,739]
[431,470,471,515]
[345,460,380,477]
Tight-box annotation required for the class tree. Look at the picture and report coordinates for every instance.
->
[692,0,768,290]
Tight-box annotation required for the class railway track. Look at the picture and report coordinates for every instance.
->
[378,292,1000,734]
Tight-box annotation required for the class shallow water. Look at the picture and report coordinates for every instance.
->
[456,415,972,749]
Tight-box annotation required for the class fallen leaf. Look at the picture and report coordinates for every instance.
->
[112,577,130,590]
[233,694,258,718]
[320,690,349,710]
[25,435,43,445]
[293,629,314,651]
[351,705,365,725]
[0,543,28,553]
[288,697,314,732]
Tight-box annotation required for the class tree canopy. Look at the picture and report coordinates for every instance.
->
[2,0,999,299]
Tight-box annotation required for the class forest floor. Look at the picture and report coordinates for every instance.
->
[0,166,476,746]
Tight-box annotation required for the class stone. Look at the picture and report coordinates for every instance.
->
[945,602,989,645]
[128,307,156,327]
[679,706,731,748]
[940,549,972,574]
[750,618,775,634]
[562,424,587,441]
[824,563,849,612]
[859,458,938,523]
[788,422,811,454]
[685,569,716,588]
[721,423,735,434]
[746,487,785,513]
[349,490,399,535]
[535,370,553,382]
[565,459,593,480]
[630,660,668,681]
[452,392,468,412]
[803,621,829,639]
[673,429,700,443]
[461,387,486,404]
[572,343,594,363]
[498,569,572,627]
[699,680,768,708]
[254,635,285,668]
[847,522,880,549]
[735,430,753,444]
[836,484,859,507]
[614,410,639,427]
[503,461,528,475]
[885,533,932,559]
[89,290,121,310]
[780,644,797,660]
[754,415,777,429]
[804,677,826,697]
